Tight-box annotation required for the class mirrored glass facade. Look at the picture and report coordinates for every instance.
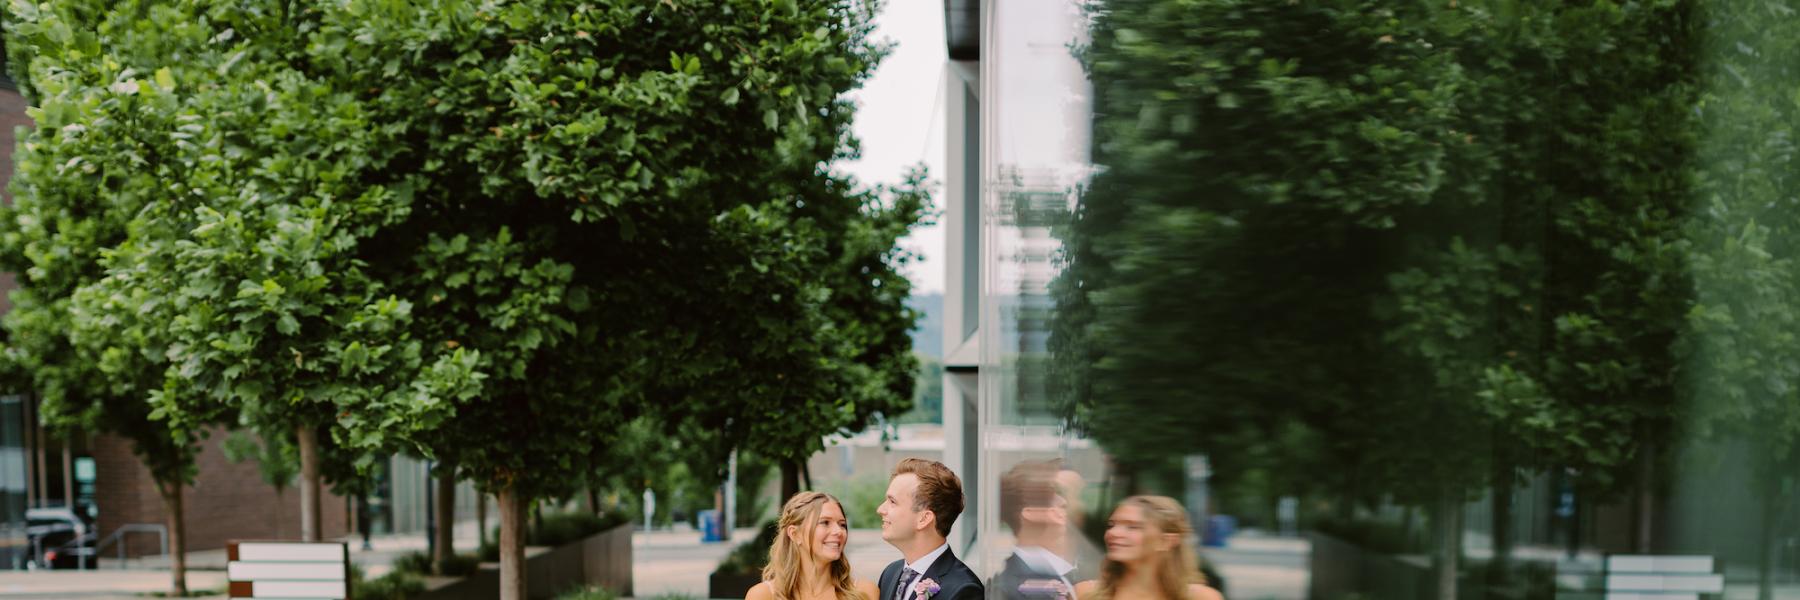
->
[947,1,1800,598]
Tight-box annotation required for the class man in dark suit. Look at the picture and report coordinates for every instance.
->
[876,458,983,600]
[990,459,1079,599]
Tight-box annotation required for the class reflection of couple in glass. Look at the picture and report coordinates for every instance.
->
[995,459,1223,600]
[746,458,982,600]
[746,457,1222,600]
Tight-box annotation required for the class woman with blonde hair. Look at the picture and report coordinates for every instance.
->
[1074,495,1224,600]
[748,491,880,600]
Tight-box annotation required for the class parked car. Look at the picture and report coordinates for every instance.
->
[25,507,96,570]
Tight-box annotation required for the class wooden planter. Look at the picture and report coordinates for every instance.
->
[418,522,633,600]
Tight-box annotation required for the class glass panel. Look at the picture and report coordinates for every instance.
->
[963,1,1800,599]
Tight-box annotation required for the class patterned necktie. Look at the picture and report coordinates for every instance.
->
[896,567,921,600]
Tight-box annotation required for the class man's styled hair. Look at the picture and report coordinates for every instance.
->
[999,458,1064,533]
[893,458,964,538]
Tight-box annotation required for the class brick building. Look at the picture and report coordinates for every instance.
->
[0,51,356,566]
[91,431,354,558]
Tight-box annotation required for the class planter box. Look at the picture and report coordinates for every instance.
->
[709,571,762,599]
[420,522,633,600]
[1306,530,1431,600]
[1305,530,1526,600]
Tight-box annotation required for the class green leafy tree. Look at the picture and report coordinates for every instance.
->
[1061,3,1701,598]
[1063,0,1468,505]
[0,1,236,593]
[310,2,898,597]
[1449,3,1701,561]
[7,0,484,549]
[1678,1,1800,596]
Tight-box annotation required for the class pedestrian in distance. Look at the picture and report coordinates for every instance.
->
[1074,496,1224,600]
[747,491,880,600]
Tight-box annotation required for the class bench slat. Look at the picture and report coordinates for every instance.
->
[1607,556,1715,574]
[1606,574,1725,593]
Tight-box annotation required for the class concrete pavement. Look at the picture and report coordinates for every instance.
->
[0,523,1312,599]
[634,526,1312,600]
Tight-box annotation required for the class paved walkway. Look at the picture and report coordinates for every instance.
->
[633,527,895,598]
[17,523,1800,600]
[1204,531,1310,600]
[634,527,1311,600]
[0,519,490,599]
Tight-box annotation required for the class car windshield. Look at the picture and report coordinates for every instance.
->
[27,510,92,530]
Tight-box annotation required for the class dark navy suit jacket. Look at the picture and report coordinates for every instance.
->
[878,547,983,600]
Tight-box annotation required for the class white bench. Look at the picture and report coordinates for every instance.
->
[1556,555,1725,600]
[226,541,350,600]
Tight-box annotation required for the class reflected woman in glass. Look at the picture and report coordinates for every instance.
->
[1075,496,1223,600]
[748,492,879,600]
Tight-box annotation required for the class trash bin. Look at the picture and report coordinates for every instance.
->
[1203,515,1237,547]
[699,509,724,542]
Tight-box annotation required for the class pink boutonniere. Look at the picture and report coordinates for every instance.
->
[913,577,942,600]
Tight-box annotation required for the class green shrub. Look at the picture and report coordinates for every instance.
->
[817,476,886,530]
[478,539,499,562]
[553,585,618,600]
[532,511,605,547]
[354,571,426,600]
[478,509,630,560]
[1310,517,1420,555]
[439,552,481,576]
[391,551,433,575]
[715,521,778,574]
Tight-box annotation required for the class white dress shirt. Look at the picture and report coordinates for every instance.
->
[904,541,951,578]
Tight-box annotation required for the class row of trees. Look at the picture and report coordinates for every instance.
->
[1058,1,1798,598]
[0,1,928,598]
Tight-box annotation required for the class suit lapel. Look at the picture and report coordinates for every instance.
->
[924,546,960,585]
[880,560,901,600]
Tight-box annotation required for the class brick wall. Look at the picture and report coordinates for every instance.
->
[93,428,352,558]
[0,87,28,316]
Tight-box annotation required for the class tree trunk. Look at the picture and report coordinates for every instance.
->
[434,468,456,575]
[1757,471,1780,600]
[1566,489,1581,560]
[155,477,188,597]
[498,485,527,600]
[478,493,488,547]
[1634,445,1656,553]
[1490,454,1515,586]
[60,442,73,509]
[296,424,321,542]
[586,487,599,516]
[780,459,799,502]
[1433,491,1463,600]
[345,495,356,546]
[273,488,285,539]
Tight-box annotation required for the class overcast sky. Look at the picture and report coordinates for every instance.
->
[837,2,948,295]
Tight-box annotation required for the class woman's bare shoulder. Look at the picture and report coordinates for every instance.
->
[854,579,881,599]
[1188,582,1225,600]
[746,581,774,600]
[1073,580,1099,599]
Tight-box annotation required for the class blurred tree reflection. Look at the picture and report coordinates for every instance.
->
[1057,0,1711,597]
[1679,1,1800,598]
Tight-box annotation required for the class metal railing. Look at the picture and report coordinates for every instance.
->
[93,523,167,569]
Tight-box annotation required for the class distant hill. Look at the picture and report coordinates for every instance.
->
[906,293,944,358]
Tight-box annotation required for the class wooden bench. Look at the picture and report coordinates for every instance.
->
[226,541,350,600]
[1556,555,1725,600]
